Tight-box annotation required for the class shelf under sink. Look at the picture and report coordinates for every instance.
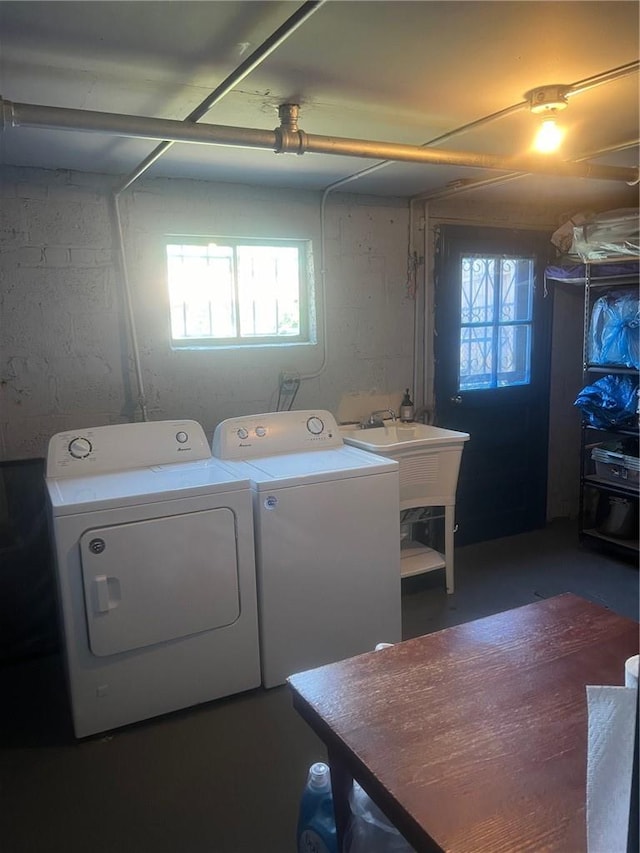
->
[400,540,446,578]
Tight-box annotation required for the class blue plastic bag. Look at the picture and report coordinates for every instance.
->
[588,290,640,369]
[574,375,639,428]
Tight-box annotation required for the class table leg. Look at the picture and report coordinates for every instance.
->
[327,748,353,852]
[445,504,454,594]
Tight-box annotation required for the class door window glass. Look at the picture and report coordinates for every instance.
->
[459,256,534,390]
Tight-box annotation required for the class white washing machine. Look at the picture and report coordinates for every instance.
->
[212,410,402,688]
[45,420,260,738]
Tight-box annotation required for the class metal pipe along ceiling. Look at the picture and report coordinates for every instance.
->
[411,139,640,203]
[316,61,640,199]
[2,97,638,184]
[114,0,327,194]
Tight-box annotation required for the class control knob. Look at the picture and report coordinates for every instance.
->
[68,437,92,459]
[306,416,324,435]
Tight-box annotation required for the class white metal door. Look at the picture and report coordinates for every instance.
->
[80,507,239,656]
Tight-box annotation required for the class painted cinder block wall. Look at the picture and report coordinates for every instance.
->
[1,164,590,518]
[0,166,413,459]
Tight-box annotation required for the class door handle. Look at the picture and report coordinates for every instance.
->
[94,575,110,612]
[450,395,463,404]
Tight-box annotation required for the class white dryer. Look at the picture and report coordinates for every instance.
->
[46,420,260,738]
[212,410,402,688]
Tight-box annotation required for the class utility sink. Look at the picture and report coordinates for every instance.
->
[340,421,470,593]
[339,422,469,452]
[339,421,469,510]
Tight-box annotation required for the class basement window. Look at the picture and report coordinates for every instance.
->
[166,237,313,348]
[459,255,534,389]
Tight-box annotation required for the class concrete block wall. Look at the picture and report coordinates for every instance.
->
[1,168,126,459]
[0,166,413,459]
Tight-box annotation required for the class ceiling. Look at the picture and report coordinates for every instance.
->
[1,0,638,207]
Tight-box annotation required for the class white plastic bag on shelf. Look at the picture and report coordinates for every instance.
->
[344,781,416,853]
[572,208,640,260]
[550,210,594,254]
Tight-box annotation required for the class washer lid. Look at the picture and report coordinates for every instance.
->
[47,457,251,516]
[224,445,398,489]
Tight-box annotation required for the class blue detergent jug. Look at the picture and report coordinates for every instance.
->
[297,762,338,853]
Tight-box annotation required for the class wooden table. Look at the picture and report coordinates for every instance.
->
[288,593,639,853]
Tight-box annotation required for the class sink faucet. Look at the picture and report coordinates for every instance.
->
[362,409,397,429]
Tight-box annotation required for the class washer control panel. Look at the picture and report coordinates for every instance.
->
[46,420,211,478]
[212,410,343,460]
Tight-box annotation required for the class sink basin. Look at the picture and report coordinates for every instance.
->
[339,423,469,452]
[340,421,470,511]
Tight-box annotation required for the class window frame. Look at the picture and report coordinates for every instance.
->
[165,235,313,350]
[458,253,535,391]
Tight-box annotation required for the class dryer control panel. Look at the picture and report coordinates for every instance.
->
[212,410,343,459]
[46,420,211,477]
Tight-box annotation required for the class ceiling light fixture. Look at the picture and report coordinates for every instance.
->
[526,85,569,154]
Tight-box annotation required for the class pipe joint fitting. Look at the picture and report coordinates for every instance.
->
[277,103,300,132]
[274,126,307,155]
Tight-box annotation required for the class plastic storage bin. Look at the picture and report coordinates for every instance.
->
[597,495,637,538]
[591,448,640,485]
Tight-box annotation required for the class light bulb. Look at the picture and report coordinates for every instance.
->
[534,117,564,153]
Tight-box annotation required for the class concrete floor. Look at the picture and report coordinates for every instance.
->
[1,519,637,853]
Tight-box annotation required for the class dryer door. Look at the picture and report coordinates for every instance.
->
[79,507,239,657]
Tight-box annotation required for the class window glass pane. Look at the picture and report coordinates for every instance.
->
[166,239,308,347]
[167,244,235,339]
[237,245,300,338]
[461,257,495,324]
[207,255,236,338]
[500,258,533,322]
[458,254,534,390]
[460,326,493,390]
[498,324,531,386]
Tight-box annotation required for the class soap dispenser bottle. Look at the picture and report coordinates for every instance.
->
[296,762,338,853]
[400,389,414,422]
